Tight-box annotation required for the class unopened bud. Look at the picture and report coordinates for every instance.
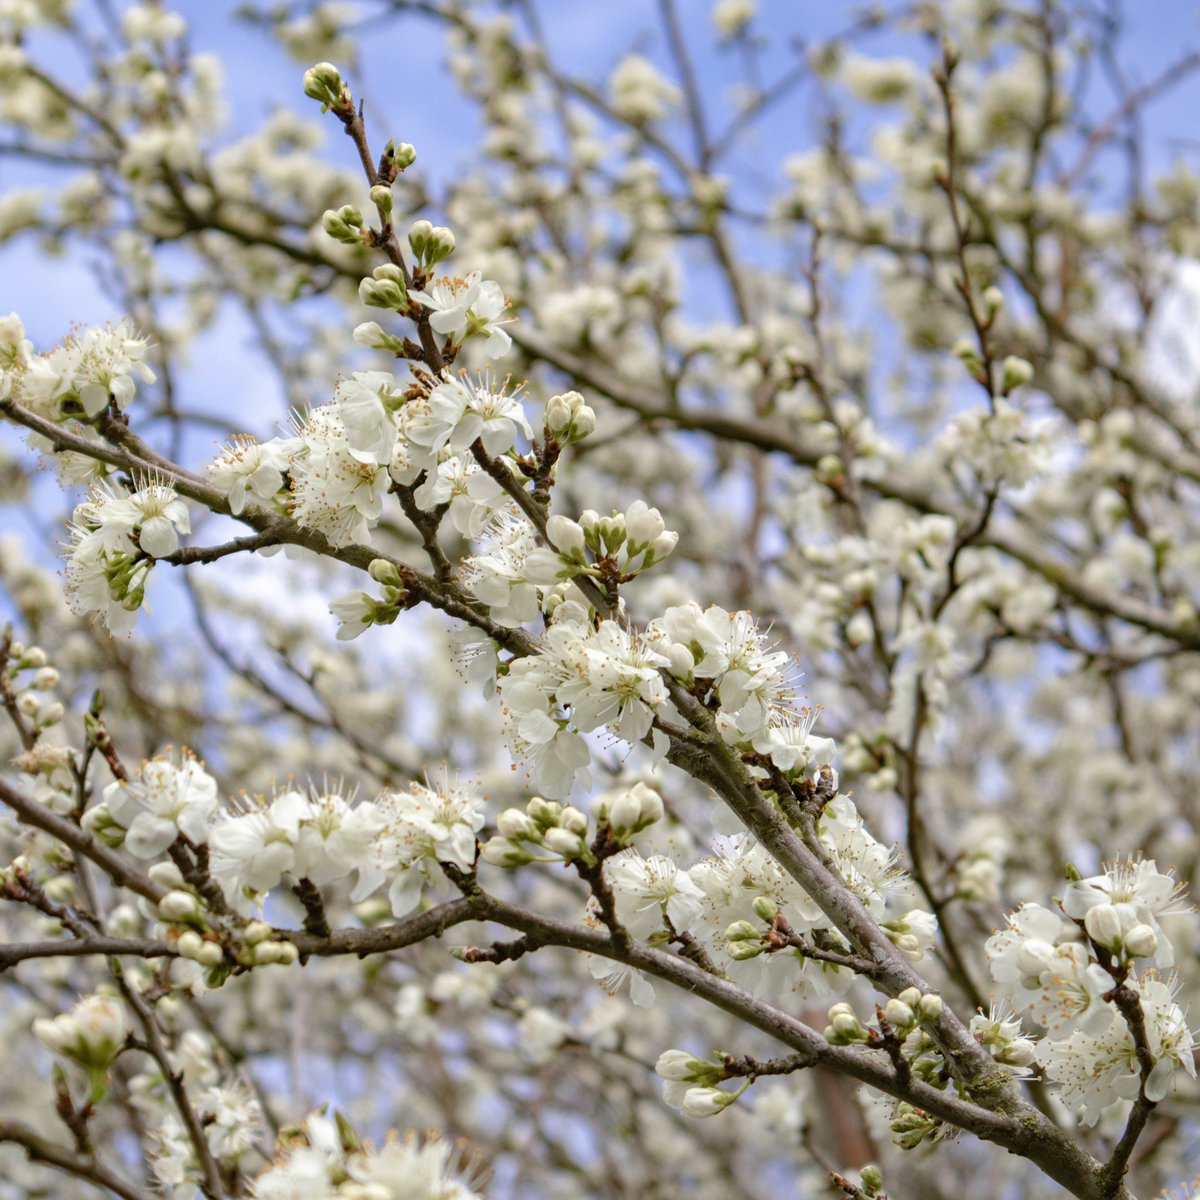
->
[387,141,417,170]
[157,890,200,922]
[917,993,944,1022]
[1002,355,1034,391]
[302,62,350,111]
[321,204,364,245]
[369,185,393,216]
[195,941,225,968]
[175,931,204,959]
[1122,923,1158,959]
[884,998,915,1029]
[368,558,403,588]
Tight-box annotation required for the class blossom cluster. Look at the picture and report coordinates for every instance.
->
[87,751,484,921]
[64,478,191,634]
[986,859,1196,1124]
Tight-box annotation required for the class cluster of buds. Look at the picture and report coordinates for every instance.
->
[879,909,937,961]
[890,1102,940,1150]
[480,797,591,866]
[527,502,678,588]
[825,988,943,1047]
[33,993,129,1103]
[408,219,455,270]
[329,560,409,641]
[4,641,65,734]
[544,390,596,446]
[596,782,664,846]
[302,62,352,113]
[882,987,944,1033]
[1079,902,1159,962]
[322,204,365,245]
[723,895,784,961]
[381,139,417,173]
[359,264,408,311]
[654,1049,747,1118]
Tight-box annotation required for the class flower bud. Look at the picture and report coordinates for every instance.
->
[480,837,535,867]
[1122,922,1158,959]
[896,986,922,1008]
[369,185,393,216]
[624,500,666,548]
[497,808,538,841]
[860,1164,884,1197]
[33,994,128,1091]
[751,895,778,922]
[655,1049,717,1082]
[302,62,350,111]
[682,1085,739,1118]
[560,805,589,835]
[527,797,563,828]
[425,225,456,268]
[322,204,364,245]
[368,558,403,588]
[407,218,433,259]
[359,268,407,310]
[1084,903,1123,951]
[32,667,59,690]
[157,890,200,922]
[727,940,765,960]
[17,692,39,717]
[195,941,225,968]
[242,920,273,946]
[542,827,586,859]
[1000,1038,1036,1068]
[725,920,759,942]
[253,940,297,966]
[884,998,915,1029]
[544,391,595,443]
[175,931,205,959]
[546,515,586,558]
[982,285,1004,317]
[148,861,185,888]
[597,513,626,554]
[603,782,664,841]
[1002,355,1034,391]
[386,141,417,170]
[917,993,944,1023]
[40,701,64,726]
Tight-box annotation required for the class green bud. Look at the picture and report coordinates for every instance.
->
[860,1164,884,1197]
[369,185,393,217]
[359,275,407,310]
[408,218,433,260]
[321,205,364,245]
[302,62,350,112]
[388,141,416,170]
[368,558,403,588]
[725,920,759,942]
[751,895,778,922]
[480,836,536,867]
[1001,354,1034,392]
[728,940,766,961]
[421,225,456,269]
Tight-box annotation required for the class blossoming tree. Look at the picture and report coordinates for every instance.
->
[1,2,1199,1198]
